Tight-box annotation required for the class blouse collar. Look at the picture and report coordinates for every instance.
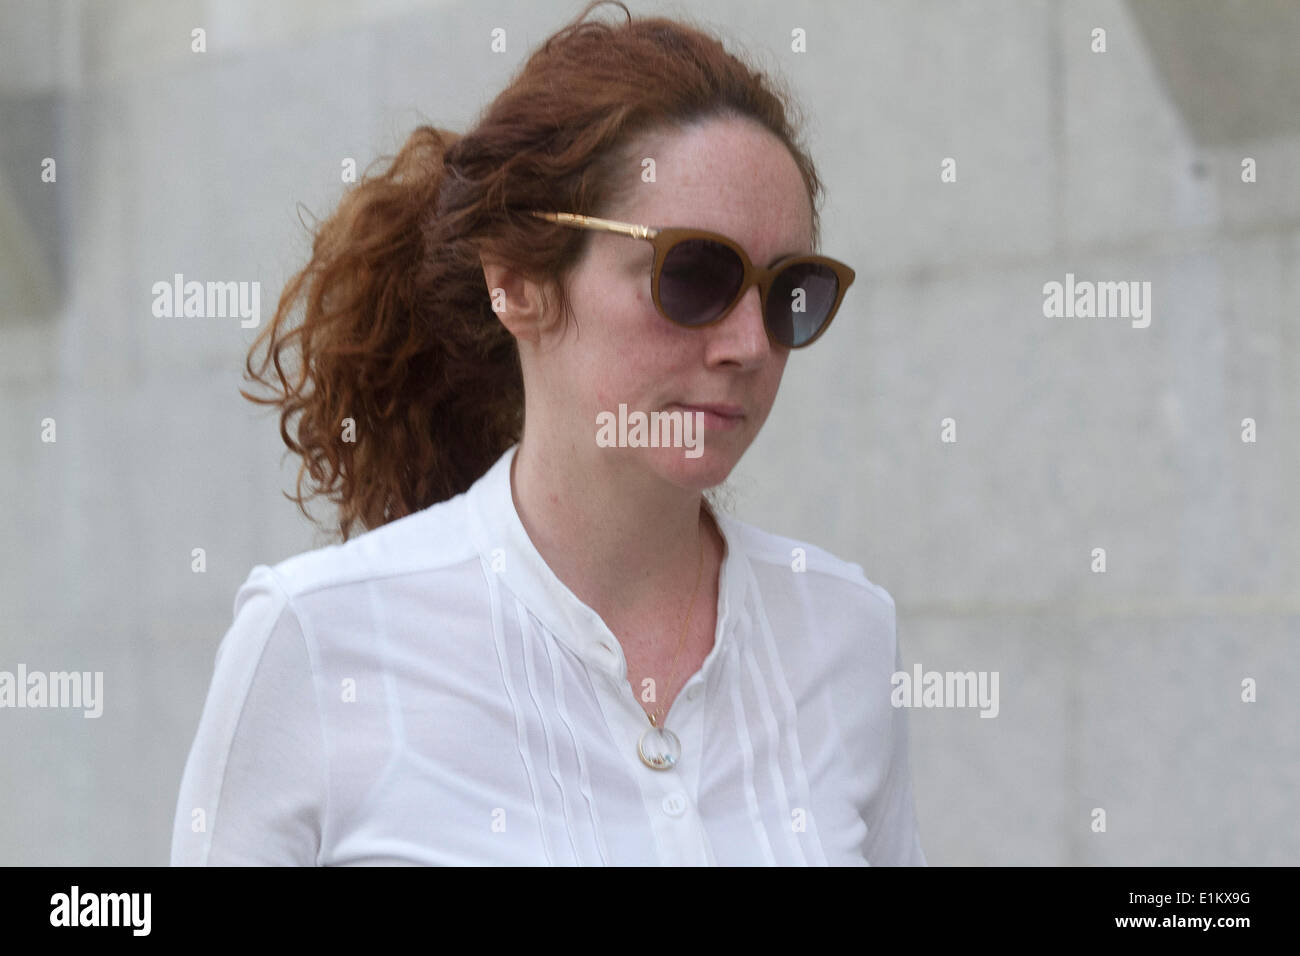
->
[465,443,749,678]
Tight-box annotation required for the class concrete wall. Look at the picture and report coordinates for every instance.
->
[1,0,1296,865]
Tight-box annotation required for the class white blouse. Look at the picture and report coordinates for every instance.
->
[170,444,926,866]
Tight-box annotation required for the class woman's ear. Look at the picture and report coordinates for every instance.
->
[480,254,558,344]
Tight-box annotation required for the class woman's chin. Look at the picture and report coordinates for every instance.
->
[645,443,742,491]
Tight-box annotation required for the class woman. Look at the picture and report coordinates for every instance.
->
[170,0,926,866]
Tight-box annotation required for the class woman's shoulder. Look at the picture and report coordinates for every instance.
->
[717,511,895,616]
[245,492,481,607]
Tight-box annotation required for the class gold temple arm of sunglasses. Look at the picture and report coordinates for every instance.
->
[530,211,659,241]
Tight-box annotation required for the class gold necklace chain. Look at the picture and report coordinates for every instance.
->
[647,514,707,729]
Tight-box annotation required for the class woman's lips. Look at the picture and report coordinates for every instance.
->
[669,402,745,430]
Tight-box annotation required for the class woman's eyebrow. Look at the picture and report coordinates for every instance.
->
[768,247,811,266]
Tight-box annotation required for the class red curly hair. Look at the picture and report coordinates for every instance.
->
[242,0,825,541]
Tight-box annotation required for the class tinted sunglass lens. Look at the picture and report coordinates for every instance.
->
[767,262,840,347]
[659,239,745,326]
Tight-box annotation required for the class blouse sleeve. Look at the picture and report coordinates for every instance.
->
[169,565,328,866]
[862,600,928,866]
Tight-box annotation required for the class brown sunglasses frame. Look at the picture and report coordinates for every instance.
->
[529,211,855,349]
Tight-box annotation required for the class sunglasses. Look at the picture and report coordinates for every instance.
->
[529,211,855,349]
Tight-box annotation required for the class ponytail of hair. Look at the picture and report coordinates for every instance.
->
[242,125,524,541]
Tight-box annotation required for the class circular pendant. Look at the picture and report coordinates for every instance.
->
[638,725,681,771]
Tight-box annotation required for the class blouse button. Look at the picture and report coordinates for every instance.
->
[685,684,700,701]
[661,792,688,817]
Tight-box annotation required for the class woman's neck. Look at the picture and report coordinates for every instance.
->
[509,431,721,623]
